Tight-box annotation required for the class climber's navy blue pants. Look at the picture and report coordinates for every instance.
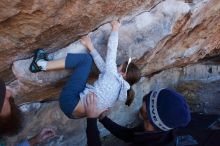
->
[59,53,93,118]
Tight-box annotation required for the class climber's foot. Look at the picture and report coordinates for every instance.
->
[29,49,48,73]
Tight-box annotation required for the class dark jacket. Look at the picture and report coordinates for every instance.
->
[86,117,176,146]
[86,118,101,146]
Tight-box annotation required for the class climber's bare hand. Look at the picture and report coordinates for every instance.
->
[28,127,56,146]
[80,35,94,52]
[111,20,121,32]
[84,92,106,118]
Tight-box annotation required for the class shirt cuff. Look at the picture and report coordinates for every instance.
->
[90,49,99,57]
[110,31,118,36]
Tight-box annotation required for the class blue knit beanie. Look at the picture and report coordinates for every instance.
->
[145,88,191,131]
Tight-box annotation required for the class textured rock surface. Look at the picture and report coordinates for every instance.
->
[1,0,220,145]
[139,0,220,75]
[138,62,220,114]
[0,0,160,81]
[11,0,220,104]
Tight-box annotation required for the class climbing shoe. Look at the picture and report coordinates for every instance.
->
[29,49,49,73]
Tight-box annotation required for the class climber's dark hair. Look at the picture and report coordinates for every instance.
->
[120,61,141,106]
[0,97,23,137]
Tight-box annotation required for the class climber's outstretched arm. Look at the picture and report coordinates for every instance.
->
[80,36,106,73]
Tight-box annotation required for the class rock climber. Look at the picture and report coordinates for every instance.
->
[29,20,141,119]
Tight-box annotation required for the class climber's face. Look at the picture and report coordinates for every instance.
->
[117,64,126,78]
[139,101,148,120]
[0,88,12,116]
[139,93,150,121]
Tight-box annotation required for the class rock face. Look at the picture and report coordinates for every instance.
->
[0,0,160,81]
[8,0,220,104]
[1,0,220,145]
[138,62,220,114]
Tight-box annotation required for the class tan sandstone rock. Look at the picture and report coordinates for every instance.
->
[1,0,220,145]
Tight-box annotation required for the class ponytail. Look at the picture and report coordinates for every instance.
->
[120,61,141,106]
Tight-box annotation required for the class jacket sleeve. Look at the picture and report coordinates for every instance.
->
[99,116,134,143]
[86,118,102,146]
[90,49,106,73]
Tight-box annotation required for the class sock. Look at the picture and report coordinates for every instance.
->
[37,60,48,71]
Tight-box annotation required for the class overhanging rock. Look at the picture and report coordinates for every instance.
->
[12,0,191,104]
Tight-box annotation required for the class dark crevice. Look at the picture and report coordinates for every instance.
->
[144,69,164,78]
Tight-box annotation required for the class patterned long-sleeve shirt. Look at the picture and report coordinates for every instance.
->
[80,32,130,110]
